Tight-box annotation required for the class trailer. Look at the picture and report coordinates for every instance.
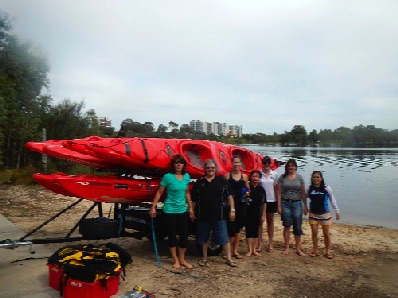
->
[1,198,223,256]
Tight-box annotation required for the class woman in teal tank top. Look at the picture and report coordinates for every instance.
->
[149,154,194,269]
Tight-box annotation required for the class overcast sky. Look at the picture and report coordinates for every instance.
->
[2,0,398,134]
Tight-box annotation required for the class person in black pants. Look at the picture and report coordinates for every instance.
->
[245,170,266,257]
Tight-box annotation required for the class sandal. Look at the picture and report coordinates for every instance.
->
[198,259,208,266]
[233,254,243,259]
[325,253,333,259]
[226,260,237,267]
[309,252,320,257]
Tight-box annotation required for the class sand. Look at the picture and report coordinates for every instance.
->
[1,185,397,298]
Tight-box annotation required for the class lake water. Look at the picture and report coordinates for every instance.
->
[243,145,398,230]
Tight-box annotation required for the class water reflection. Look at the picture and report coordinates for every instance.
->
[243,145,398,229]
[255,147,398,172]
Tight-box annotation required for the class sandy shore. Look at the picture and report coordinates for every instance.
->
[1,185,397,298]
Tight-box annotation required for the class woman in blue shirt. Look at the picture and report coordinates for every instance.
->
[149,154,194,269]
[306,171,340,259]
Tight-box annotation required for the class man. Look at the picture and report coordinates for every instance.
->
[192,159,237,267]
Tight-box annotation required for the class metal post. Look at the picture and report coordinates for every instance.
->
[42,128,47,172]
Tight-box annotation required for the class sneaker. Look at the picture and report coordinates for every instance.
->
[198,259,208,266]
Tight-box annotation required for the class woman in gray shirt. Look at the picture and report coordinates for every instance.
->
[277,159,308,256]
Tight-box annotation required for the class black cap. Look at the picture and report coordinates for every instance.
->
[262,156,271,165]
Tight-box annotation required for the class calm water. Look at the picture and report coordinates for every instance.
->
[243,145,398,230]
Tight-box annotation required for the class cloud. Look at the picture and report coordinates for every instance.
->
[2,0,398,134]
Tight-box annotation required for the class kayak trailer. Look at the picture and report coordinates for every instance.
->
[0,198,223,256]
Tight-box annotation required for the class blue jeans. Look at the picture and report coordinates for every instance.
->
[281,200,303,235]
[196,219,229,246]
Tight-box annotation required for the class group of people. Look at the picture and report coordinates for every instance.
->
[149,154,340,269]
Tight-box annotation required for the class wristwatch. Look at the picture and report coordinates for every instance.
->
[231,209,236,212]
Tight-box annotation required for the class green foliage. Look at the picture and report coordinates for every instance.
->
[0,166,37,185]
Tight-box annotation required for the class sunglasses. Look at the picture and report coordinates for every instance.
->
[173,161,185,164]
[206,166,215,170]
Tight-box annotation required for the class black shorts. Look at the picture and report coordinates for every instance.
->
[227,204,246,236]
[266,202,277,214]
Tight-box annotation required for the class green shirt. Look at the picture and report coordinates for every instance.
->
[161,172,191,214]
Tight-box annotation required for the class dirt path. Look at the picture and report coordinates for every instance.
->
[1,185,397,297]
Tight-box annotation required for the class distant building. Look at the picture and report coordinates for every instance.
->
[189,120,242,136]
[189,120,207,133]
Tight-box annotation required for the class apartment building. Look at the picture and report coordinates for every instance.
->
[189,120,242,137]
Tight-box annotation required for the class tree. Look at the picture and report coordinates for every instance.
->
[308,129,318,145]
[318,129,334,144]
[43,99,89,140]
[156,124,168,136]
[290,125,307,146]
[334,126,353,146]
[168,121,179,131]
[0,11,50,168]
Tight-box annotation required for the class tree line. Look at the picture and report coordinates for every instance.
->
[1,11,397,171]
[118,120,398,148]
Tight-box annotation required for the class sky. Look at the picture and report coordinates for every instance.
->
[2,0,398,134]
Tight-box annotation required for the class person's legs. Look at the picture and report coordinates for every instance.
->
[256,222,263,251]
[224,219,236,259]
[232,232,242,257]
[322,224,332,258]
[266,212,275,251]
[246,220,260,256]
[177,247,192,268]
[196,220,211,266]
[169,247,180,268]
[214,220,236,266]
[245,238,253,256]
[310,223,320,256]
[294,235,305,256]
[176,212,192,268]
[292,201,305,256]
[164,213,180,267]
[281,201,292,255]
[283,227,290,255]
[232,205,244,257]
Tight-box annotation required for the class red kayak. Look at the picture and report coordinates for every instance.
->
[43,143,117,169]
[27,137,281,178]
[69,137,278,177]
[83,138,182,171]
[34,172,169,203]
[33,172,76,197]
[26,139,118,169]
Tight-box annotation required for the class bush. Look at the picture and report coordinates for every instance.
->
[0,166,37,185]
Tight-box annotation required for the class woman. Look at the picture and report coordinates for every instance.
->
[192,159,237,267]
[277,158,307,256]
[306,171,340,259]
[258,156,279,252]
[224,155,250,259]
[245,170,266,257]
[149,154,195,269]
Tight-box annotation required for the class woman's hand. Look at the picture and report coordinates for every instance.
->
[230,210,236,221]
[261,214,266,223]
[189,208,195,221]
[277,206,282,215]
[149,207,156,218]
